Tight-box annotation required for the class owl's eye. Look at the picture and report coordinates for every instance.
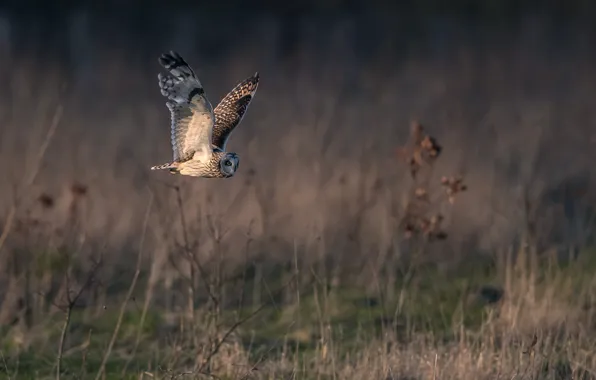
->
[224,160,232,167]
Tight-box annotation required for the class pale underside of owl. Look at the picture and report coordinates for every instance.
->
[150,51,259,178]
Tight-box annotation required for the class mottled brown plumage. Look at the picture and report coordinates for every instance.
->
[212,74,259,150]
[150,51,259,178]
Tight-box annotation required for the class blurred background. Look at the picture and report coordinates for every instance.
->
[1,2,596,377]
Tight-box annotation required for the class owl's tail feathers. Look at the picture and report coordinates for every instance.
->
[150,162,178,171]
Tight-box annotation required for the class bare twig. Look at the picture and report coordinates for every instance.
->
[78,328,93,378]
[121,193,158,376]
[198,301,269,374]
[197,272,298,374]
[162,272,297,379]
[56,258,102,380]
[0,351,11,380]
[173,185,219,309]
[56,306,72,380]
[94,193,153,380]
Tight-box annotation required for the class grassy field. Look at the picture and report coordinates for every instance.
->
[2,245,596,379]
[0,10,596,380]
[1,118,594,379]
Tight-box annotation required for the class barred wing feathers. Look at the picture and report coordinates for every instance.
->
[212,73,259,150]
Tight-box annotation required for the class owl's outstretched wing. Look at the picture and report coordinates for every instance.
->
[212,73,259,150]
[157,51,215,162]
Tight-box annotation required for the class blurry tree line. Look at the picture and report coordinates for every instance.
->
[0,0,593,14]
[1,0,596,25]
[0,1,594,76]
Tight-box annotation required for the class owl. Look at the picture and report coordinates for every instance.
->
[150,51,259,178]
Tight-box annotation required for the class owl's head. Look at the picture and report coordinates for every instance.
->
[219,152,240,177]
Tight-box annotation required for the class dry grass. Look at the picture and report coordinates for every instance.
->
[0,11,595,380]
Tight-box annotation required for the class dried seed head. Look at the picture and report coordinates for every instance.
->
[38,193,54,209]
[414,187,427,199]
[441,175,467,204]
[404,223,416,238]
[420,136,433,150]
[420,135,442,160]
[399,122,442,179]
[430,214,444,226]
[419,218,431,234]
[71,183,88,197]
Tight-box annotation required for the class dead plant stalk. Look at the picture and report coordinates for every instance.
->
[94,193,153,380]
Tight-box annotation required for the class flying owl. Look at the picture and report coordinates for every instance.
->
[150,51,259,178]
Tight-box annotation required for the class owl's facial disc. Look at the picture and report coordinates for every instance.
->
[220,152,239,177]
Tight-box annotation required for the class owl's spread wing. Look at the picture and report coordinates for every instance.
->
[212,73,259,150]
[157,51,214,162]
